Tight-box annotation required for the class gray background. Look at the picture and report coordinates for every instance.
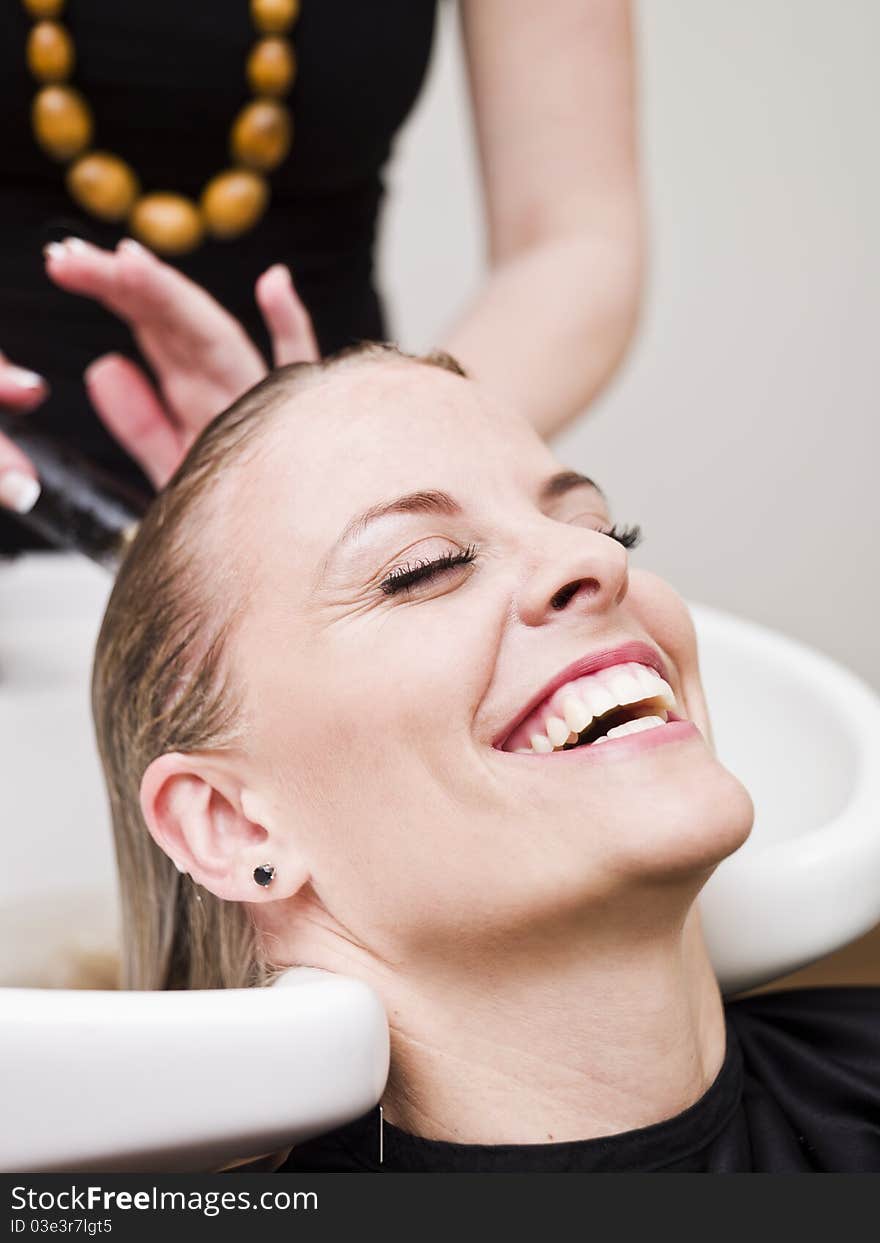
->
[378,0,879,688]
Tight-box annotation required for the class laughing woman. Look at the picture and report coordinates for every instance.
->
[91,346,880,1173]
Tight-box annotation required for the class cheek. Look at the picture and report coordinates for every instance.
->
[626,570,698,666]
[625,569,714,739]
[252,603,490,810]
[340,599,497,742]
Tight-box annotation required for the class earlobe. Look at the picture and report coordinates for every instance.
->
[139,752,310,902]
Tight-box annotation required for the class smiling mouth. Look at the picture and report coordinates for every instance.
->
[498,661,679,755]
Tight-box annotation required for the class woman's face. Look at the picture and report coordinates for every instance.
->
[225,359,753,963]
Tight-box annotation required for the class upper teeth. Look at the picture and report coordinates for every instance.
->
[509,662,677,755]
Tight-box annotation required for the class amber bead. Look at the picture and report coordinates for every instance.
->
[250,0,299,34]
[23,0,65,18]
[246,36,296,97]
[230,100,291,172]
[26,20,74,82]
[130,193,204,256]
[201,169,269,239]
[32,85,92,160]
[66,152,139,222]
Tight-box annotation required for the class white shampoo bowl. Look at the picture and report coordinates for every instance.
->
[0,968,389,1172]
[693,602,880,996]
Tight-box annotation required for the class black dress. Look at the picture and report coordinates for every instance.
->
[276,987,880,1172]
[0,0,439,553]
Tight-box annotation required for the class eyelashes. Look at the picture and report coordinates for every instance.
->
[598,522,643,550]
[378,524,642,596]
[380,544,478,596]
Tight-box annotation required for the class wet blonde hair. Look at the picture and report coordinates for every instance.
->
[91,344,466,991]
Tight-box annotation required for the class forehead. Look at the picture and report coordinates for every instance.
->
[244,361,561,553]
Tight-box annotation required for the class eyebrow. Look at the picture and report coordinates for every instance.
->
[334,489,462,551]
[327,471,605,564]
[539,470,605,504]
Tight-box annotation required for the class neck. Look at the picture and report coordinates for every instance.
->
[382,903,725,1144]
[288,892,727,1146]
[384,903,725,1143]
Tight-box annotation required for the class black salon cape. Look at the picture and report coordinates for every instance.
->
[273,987,880,1172]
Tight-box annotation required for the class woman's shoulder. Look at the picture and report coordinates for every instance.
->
[726,983,879,1068]
[726,983,879,1041]
[725,985,880,1170]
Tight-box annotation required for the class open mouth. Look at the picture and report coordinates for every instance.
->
[498,660,679,755]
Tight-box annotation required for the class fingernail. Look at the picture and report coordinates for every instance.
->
[62,236,90,253]
[9,368,45,390]
[43,241,66,261]
[84,353,121,386]
[262,262,291,285]
[118,237,149,256]
[0,470,41,514]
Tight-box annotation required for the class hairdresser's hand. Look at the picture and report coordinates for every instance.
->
[44,237,319,488]
[0,353,46,513]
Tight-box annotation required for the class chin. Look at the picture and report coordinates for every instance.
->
[603,759,755,882]
[474,763,754,936]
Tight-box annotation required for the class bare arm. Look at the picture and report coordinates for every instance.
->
[443,0,643,438]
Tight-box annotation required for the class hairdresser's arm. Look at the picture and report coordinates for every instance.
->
[43,240,318,487]
[443,0,642,438]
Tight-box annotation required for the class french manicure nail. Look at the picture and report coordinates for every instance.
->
[9,368,44,390]
[63,236,90,253]
[0,470,41,514]
[118,237,149,256]
[84,353,119,386]
[44,241,66,261]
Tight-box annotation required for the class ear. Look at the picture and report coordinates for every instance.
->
[139,752,310,902]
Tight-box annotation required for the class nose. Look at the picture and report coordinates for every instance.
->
[514,525,630,628]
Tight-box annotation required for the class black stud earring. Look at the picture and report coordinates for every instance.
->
[253,863,276,888]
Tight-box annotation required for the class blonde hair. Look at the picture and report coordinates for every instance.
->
[91,344,465,991]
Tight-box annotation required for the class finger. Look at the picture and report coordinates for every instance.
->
[45,236,242,349]
[0,434,40,514]
[255,265,320,366]
[43,236,125,312]
[113,240,251,345]
[45,235,184,326]
[84,353,182,489]
[0,354,49,412]
[113,242,266,393]
[46,238,266,419]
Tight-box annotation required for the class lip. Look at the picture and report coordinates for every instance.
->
[492,639,671,751]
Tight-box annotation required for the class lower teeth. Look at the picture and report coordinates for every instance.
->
[591,714,667,745]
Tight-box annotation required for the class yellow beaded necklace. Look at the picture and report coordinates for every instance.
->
[22,0,300,256]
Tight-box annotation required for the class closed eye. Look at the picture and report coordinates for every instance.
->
[379,544,478,595]
[598,523,642,550]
